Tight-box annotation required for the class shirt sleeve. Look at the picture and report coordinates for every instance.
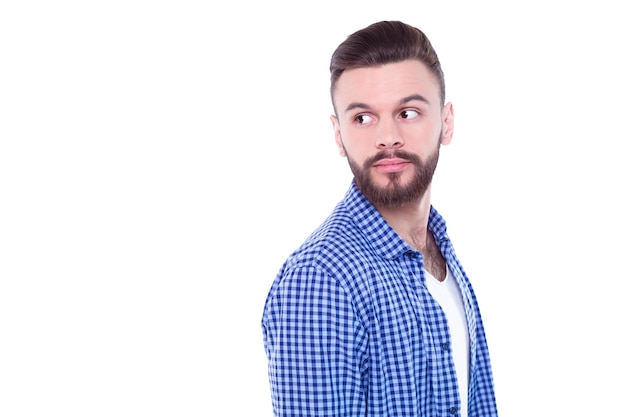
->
[262,264,368,417]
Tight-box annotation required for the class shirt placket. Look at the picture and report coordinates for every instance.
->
[399,250,462,416]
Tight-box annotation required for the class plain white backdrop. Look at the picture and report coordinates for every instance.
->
[1,1,624,416]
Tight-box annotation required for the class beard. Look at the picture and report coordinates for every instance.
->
[346,146,440,208]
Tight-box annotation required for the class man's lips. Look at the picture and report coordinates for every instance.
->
[372,158,411,173]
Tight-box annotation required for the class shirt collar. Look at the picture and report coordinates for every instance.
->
[343,180,450,259]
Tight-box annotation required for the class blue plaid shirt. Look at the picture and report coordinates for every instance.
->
[262,181,498,417]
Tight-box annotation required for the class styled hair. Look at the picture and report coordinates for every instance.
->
[330,21,445,107]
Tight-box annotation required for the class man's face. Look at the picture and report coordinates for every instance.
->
[330,59,454,208]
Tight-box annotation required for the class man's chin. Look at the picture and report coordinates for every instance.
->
[374,174,411,190]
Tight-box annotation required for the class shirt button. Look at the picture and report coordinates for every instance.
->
[448,407,458,414]
[442,342,451,351]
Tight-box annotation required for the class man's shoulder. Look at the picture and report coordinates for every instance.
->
[298,203,364,258]
[281,202,377,275]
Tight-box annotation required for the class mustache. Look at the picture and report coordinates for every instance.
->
[364,150,421,168]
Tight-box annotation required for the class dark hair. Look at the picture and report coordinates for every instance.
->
[330,21,445,107]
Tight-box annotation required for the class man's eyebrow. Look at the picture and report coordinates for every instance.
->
[343,94,431,114]
[344,102,371,113]
[400,94,430,105]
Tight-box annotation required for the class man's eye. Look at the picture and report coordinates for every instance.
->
[355,114,373,125]
[400,110,419,120]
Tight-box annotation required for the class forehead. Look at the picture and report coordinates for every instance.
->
[333,60,440,111]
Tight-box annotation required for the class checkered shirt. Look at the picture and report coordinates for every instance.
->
[262,181,498,417]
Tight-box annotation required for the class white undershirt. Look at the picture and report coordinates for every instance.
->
[425,267,469,417]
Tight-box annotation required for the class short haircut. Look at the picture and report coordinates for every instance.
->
[330,21,446,108]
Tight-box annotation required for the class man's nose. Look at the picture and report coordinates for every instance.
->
[375,119,404,149]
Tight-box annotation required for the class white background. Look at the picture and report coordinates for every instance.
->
[1,1,624,416]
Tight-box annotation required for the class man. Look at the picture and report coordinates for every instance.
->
[262,21,498,417]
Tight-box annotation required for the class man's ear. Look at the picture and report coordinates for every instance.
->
[330,115,346,157]
[440,102,455,145]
